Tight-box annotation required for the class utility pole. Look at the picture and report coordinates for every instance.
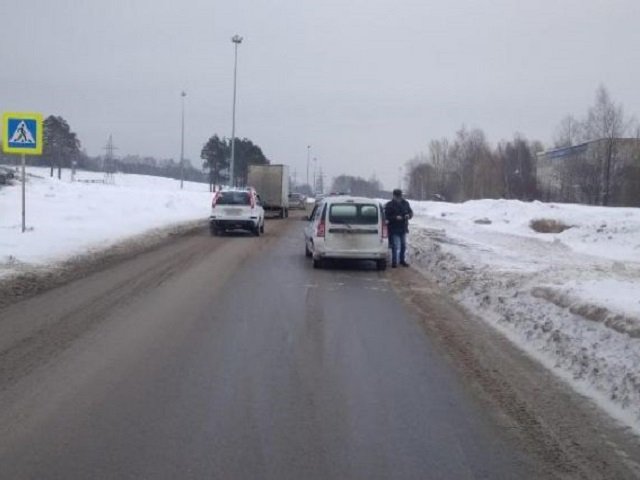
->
[103,135,117,184]
[230,35,243,186]
[180,91,186,189]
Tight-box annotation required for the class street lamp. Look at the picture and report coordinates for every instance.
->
[180,91,186,190]
[312,157,317,194]
[229,34,243,186]
[306,145,311,189]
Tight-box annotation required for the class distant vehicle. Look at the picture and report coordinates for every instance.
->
[209,188,265,236]
[247,164,289,218]
[288,193,306,209]
[304,195,388,270]
[432,193,446,201]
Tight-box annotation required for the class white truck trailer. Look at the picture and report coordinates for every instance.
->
[247,164,290,218]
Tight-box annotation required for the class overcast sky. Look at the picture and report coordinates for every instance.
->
[1,0,638,189]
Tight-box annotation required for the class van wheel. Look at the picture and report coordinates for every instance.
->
[312,258,323,269]
[376,259,387,271]
[305,244,312,258]
[260,222,265,234]
[253,225,261,237]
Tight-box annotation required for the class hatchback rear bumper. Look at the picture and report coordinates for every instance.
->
[210,219,257,231]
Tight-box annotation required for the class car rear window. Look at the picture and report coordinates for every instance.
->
[329,203,379,225]
[217,191,251,205]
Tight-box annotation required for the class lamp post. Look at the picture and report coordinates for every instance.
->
[180,91,186,189]
[230,34,243,186]
[312,157,317,194]
[306,145,311,190]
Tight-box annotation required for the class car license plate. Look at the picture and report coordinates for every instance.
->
[224,208,242,215]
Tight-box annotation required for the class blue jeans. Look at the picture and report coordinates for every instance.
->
[389,232,406,265]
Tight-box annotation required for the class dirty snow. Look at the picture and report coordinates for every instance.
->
[0,166,211,278]
[408,199,640,433]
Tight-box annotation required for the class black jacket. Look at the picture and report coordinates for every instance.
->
[384,199,413,234]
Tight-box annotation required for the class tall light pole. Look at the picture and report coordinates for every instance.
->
[312,157,317,194]
[180,91,186,189]
[306,145,311,189]
[230,34,243,186]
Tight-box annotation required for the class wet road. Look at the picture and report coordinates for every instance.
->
[0,218,542,479]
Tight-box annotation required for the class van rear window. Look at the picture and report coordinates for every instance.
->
[329,204,379,225]
[217,192,251,205]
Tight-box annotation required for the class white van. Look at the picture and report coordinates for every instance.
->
[304,196,388,270]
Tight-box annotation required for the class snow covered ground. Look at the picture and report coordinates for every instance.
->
[0,165,211,278]
[407,199,640,433]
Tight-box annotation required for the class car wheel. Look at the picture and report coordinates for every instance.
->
[376,259,387,271]
[210,225,218,236]
[312,258,323,269]
[305,244,312,258]
[260,221,265,234]
[253,225,261,237]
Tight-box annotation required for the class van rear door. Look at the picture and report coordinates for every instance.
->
[325,202,382,252]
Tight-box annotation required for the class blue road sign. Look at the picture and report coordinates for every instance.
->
[2,112,43,155]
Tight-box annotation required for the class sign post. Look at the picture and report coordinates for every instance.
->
[2,112,44,233]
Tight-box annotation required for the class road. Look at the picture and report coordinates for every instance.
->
[0,216,637,479]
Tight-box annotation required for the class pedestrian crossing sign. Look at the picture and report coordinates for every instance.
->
[2,112,43,155]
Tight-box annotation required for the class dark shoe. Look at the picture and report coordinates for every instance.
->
[392,263,397,268]
[400,261,410,267]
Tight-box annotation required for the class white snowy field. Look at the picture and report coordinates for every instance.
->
[0,165,211,278]
[407,199,640,433]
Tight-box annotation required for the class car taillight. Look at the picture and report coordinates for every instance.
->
[212,192,220,208]
[382,222,388,239]
[317,221,326,238]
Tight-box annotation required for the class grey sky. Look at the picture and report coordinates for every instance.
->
[1,0,638,189]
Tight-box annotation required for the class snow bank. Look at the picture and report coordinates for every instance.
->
[0,166,211,278]
[408,199,640,432]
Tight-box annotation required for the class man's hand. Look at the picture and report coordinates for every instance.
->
[396,215,403,220]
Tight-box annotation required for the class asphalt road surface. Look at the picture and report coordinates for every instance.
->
[0,217,638,479]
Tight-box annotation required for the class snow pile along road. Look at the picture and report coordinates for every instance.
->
[408,199,640,432]
[0,166,211,278]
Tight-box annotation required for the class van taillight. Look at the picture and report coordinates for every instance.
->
[382,222,388,239]
[317,221,326,238]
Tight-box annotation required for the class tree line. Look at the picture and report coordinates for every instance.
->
[404,85,638,204]
[0,116,270,188]
[329,175,386,198]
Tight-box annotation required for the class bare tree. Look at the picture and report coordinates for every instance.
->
[583,85,633,205]
[553,115,583,148]
[497,135,538,200]
[427,138,449,195]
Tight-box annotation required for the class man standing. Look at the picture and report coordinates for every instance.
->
[384,189,413,268]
